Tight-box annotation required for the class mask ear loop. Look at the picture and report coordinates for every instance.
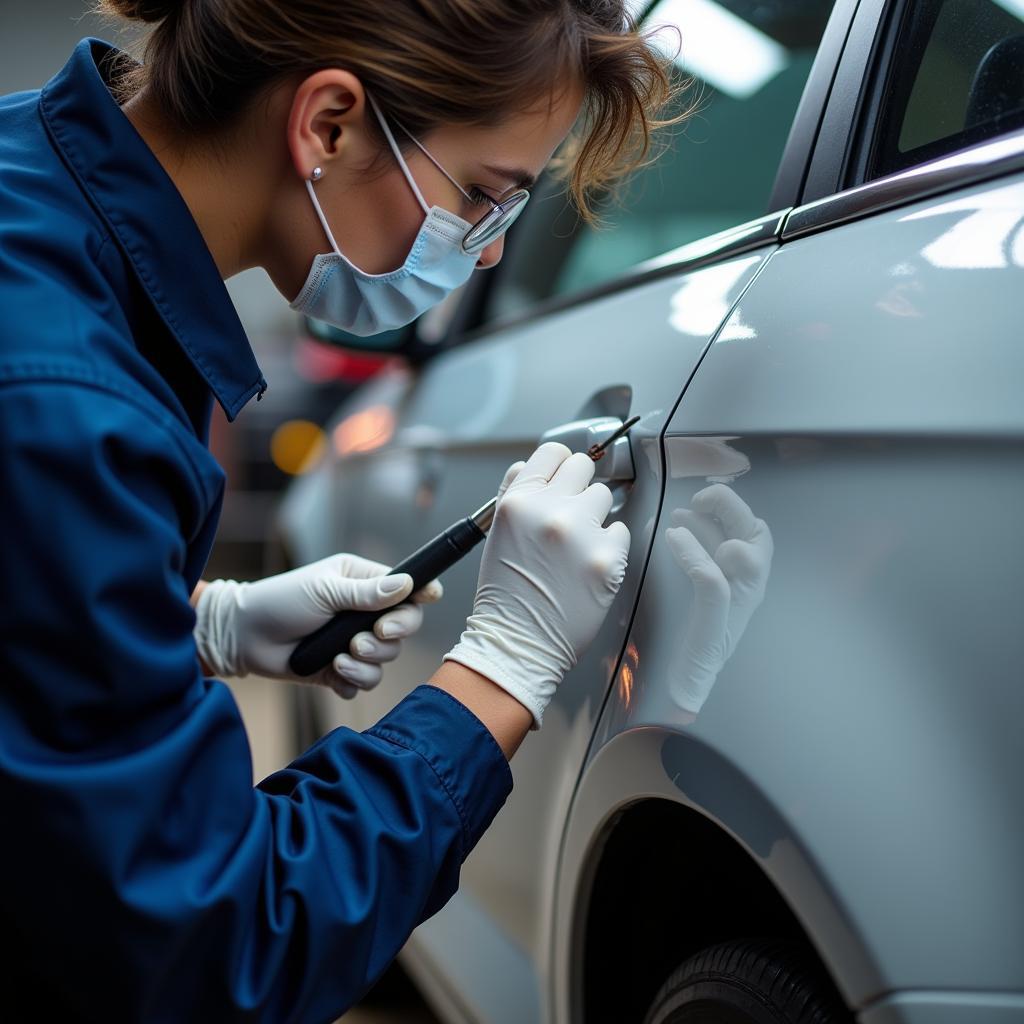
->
[366,92,432,216]
[305,179,343,255]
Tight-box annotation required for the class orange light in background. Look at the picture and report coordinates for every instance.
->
[332,404,396,456]
[270,419,327,476]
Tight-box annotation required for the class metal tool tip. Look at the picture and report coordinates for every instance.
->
[588,415,642,461]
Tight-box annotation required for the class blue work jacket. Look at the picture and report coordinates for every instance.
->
[0,39,512,1022]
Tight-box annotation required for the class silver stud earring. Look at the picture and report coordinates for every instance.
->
[310,167,324,182]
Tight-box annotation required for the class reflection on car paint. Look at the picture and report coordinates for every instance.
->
[875,277,926,319]
[618,641,640,709]
[900,181,1024,269]
[716,309,758,342]
[664,435,751,482]
[667,256,762,336]
[665,483,773,717]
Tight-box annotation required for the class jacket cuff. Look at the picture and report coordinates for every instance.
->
[365,684,513,855]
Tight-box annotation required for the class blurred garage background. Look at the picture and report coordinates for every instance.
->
[0,4,432,1019]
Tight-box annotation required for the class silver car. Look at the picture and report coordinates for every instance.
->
[275,0,1024,1019]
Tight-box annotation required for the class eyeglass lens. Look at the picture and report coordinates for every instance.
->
[462,189,531,255]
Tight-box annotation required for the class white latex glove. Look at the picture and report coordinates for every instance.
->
[665,484,773,715]
[444,442,631,728]
[194,554,443,699]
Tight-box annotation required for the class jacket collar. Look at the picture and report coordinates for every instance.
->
[39,39,266,421]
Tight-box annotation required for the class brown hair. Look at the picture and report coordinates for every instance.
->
[99,0,690,221]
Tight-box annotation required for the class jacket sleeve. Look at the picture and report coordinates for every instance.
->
[0,379,513,1024]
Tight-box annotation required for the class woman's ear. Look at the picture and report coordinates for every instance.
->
[286,69,368,180]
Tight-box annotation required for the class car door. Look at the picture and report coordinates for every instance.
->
[584,0,1024,1015]
[284,0,842,1018]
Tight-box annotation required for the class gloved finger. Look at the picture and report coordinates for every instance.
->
[314,571,414,614]
[716,542,767,645]
[328,553,393,580]
[604,518,631,555]
[671,506,725,558]
[547,451,596,496]
[594,519,630,590]
[666,527,730,716]
[691,484,758,541]
[373,601,424,640]
[411,578,444,604]
[332,653,383,690]
[349,631,402,664]
[497,461,527,501]
[405,581,442,602]
[505,442,572,493]
[666,526,731,619]
[327,678,359,701]
[310,662,360,699]
[577,481,614,522]
[715,534,772,589]
[718,523,773,626]
[749,517,775,562]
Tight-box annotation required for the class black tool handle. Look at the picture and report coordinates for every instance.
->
[288,517,487,677]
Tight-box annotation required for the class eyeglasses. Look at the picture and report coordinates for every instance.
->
[378,107,532,257]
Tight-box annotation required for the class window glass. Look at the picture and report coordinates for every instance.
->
[869,0,1024,178]
[482,0,835,324]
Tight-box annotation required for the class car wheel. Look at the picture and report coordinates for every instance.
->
[643,938,850,1024]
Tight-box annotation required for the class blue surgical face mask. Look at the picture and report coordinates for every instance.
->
[290,95,478,337]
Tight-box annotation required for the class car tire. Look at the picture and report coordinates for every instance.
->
[643,938,850,1024]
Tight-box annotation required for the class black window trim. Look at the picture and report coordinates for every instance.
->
[767,0,864,210]
[843,0,912,187]
[800,0,891,203]
[788,0,1024,240]
[783,125,1024,238]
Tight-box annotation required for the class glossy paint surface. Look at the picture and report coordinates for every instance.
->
[282,251,771,1021]
[859,992,1024,1024]
[572,173,1024,1014]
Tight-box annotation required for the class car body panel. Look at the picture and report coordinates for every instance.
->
[572,171,1024,1012]
[858,992,1024,1024]
[289,249,774,1022]
[553,727,878,1021]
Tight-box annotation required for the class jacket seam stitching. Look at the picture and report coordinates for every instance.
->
[418,685,510,768]
[364,727,471,856]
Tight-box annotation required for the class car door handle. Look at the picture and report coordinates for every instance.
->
[540,416,635,483]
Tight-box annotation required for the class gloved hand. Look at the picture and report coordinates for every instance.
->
[665,484,773,716]
[194,554,443,698]
[444,442,631,728]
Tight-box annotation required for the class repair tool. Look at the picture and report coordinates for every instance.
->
[288,416,640,677]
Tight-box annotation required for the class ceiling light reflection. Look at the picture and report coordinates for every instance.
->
[646,0,788,99]
[667,257,759,336]
[903,186,1024,269]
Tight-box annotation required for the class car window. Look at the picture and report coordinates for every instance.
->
[867,0,1024,179]
[481,0,836,325]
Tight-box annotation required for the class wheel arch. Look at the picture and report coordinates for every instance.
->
[552,727,881,1023]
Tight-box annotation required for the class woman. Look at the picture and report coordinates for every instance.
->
[0,1,675,1019]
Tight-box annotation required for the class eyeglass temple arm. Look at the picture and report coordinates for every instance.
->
[386,111,488,209]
